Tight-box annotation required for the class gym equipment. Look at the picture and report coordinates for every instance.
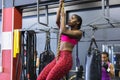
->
[26,30,37,80]
[38,31,55,74]
[69,44,84,80]
[20,31,26,80]
[19,30,37,80]
[69,66,84,80]
[14,30,22,80]
[85,37,101,80]
[14,30,21,58]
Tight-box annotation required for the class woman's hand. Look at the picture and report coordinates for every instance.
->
[56,0,65,28]
[59,0,64,8]
[60,0,65,17]
[60,0,64,3]
[56,0,64,28]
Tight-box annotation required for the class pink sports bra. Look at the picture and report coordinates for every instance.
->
[61,34,78,45]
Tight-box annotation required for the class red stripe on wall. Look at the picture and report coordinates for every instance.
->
[14,8,22,29]
[0,73,10,80]
[1,7,22,80]
[2,8,13,32]
[0,50,11,80]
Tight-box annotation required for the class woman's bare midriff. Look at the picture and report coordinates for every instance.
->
[60,41,74,51]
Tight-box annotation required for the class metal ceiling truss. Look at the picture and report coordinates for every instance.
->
[81,0,120,31]
[0,0,120,18]
[28,0,100,27]
[0,0,100,9]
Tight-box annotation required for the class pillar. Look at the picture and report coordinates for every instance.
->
[0,7,22,80]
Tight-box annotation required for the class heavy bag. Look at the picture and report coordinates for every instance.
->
[85,37,101,80]
[38,31,55,74]
[39,50,54,73]
[85,49,101,80]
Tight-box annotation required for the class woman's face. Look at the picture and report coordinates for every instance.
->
[102,54,108,62]
[68,15,78,27]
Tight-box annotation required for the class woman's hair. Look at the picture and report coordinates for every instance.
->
[101,52,109,57]
[101,51,110,62]
[73,14,82,29]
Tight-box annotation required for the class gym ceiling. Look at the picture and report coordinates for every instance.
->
[0,0,120,18]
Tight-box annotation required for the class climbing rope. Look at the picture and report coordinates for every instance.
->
[56,2,64,60]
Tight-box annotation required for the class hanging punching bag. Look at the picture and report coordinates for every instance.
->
[38,31,55,74]
[85,37,101,80]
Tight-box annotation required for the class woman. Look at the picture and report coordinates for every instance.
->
[37,0,82,80]
[101,52,115,80]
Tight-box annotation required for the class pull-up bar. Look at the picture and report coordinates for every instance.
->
[37,0,48,27]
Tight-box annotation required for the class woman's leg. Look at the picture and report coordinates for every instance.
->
[37,59,56,80]
[46,51,73,80]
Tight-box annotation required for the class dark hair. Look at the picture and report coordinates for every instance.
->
[73,14,82,29]
[101,52,110,62]
[101,52,109,57]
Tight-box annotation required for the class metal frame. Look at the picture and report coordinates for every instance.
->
[36,0,98,27]
[19,0,120,33]
[0,0,120,19]
[0,0,99,9]
[82,0,120,31]
[22,0,120,17]
[37,0,48,27]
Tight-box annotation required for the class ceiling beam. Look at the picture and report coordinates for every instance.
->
[0,0,99,9]
[22,0,120,17]
[0,0,120,18]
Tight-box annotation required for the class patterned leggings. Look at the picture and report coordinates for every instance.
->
[37,50,72,80]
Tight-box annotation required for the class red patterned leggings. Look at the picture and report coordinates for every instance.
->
[37,50,72,80]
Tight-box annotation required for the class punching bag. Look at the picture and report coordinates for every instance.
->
[38,31,55,74]
[85,37,101,80]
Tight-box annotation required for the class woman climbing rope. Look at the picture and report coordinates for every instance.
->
[37,0,82,80]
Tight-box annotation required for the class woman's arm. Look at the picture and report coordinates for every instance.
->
[60,3,66,32]
[56,0,63,28]
[109,64,115,78]
[36,57,40,68]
